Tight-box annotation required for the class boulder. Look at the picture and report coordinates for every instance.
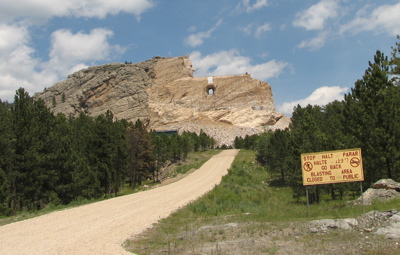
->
[349,179,400,206]
[373,179,400,191]
[309,218,358,232]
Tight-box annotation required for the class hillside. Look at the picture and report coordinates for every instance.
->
[34,56,290,146]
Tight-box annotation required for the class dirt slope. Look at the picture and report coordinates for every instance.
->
[0,150,238,255]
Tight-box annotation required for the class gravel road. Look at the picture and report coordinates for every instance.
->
[0,149,238,255]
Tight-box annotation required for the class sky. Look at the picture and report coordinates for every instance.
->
[0,0,399,116]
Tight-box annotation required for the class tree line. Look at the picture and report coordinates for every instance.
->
[236,36,400,203]
[0,90,215,216]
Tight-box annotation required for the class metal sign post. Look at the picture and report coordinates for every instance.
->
[360,182,364,214]
[306,187,310,217]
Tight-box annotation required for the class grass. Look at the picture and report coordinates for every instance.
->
[0,197,109,226]
[173,149,222,175]
[125,149,400,254]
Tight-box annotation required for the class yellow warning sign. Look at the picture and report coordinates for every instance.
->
[301,148,364,186]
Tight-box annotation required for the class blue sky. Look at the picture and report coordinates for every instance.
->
[0,0,399,116]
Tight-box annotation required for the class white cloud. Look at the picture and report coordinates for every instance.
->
[0,23,30,55]
[0,27,125,102]
[340,3,400,36]
[190,49,288,81]
[277,86,348,115]
[0,0,155,22]
[235,0,269,13]
[255,23,272,38]
[75,0,154,20]
[297,31,329,50]
[0,22,48,101]
[184,19,223,47]
[0,43,57,102]
[239,22,272,38]
[46,28,125,75]
[239,23,254,36]
[0,0,153,101]
[293,0,339,30]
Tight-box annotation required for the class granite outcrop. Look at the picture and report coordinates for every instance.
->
[34,56,290,145]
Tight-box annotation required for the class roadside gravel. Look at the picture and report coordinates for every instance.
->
[0,149,238,255]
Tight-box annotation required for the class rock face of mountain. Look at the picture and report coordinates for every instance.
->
[34,56,290,145]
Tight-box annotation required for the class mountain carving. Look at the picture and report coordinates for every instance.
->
[34,56,290,145]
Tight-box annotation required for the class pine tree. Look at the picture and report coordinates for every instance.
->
[170,134,182,162]
[11,88,58,211]
[150,131,172,181]
[91,110,127,197]
[68,113,102,199]
[390,35,400,79]
[180,132,193,161]
[126,119,155,188]
[344,50,397,184]
[258,129,291,184]
[50,113,76,204]
[286,104,329,203]
[0,100,13,215]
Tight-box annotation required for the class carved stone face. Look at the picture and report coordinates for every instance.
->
[183,57,195,76]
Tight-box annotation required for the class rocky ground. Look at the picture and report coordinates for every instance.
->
[130,179,400,255]
[131,209,400,255]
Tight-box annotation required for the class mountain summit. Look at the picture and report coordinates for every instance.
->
[35,56,290,145]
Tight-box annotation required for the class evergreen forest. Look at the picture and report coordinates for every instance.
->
[0,91,215,216]
[235,36,400,203]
